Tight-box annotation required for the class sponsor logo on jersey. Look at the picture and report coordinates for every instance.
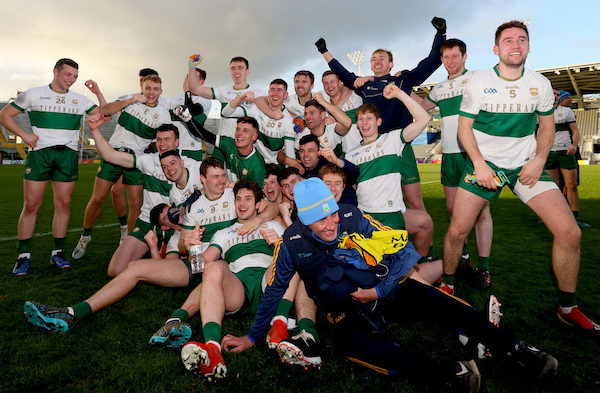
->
[25,167,32,174]
[343,212,353,218]
[298,252,313,258]
[211,206,216,213]
[242,168,248,175]
[133,227,140,232]
[483,88,498,94]
[40,96,51,100]
[289,234,301,240]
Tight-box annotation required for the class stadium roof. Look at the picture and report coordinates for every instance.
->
[414,61,600,102]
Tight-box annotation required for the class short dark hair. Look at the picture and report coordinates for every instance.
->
[356,103,381,119]
[195,68,207,80]
[299,134,320,149]
[440,38,467,56]
[372,49,393,62]
[149,203,168,227]
[304,99,325,113]
[237,116,259,132]
[55,58,78,71]
[264,163,280,180]
[295,70,315,85]
[495,20,529,45]
[159,150,180,161]
[156,123,179,139]
[200,156,225,177]
[270,78,288,91]
[230,56,249,69]
[277,166,301,184]
[233,180,263,204]
[139,68,158,77]
[322,70,339,80]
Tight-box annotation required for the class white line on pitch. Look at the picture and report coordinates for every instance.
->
[0,223,119,242]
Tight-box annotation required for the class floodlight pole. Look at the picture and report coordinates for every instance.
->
[347,50,365,77]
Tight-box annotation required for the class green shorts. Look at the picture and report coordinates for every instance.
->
[129,218,154,243]
[24,146,78,182]
[234,267,267,315]
[544,151,578,170]
[364,211,405,230]
[441,152,468,187]
[399,144,420,185]
[459,159,557,203]
[96,150,142,185]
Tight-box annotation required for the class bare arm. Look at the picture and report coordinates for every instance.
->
[101,94,146,116]
[383,85,431,142]
[143,230,161,259]
[518,114,554,187]
[0,105,39,147]
[313,92,351,135]
[187,66,213,98]
[411,91,437,112]
[221,93,248,117]
[87,114,134,168]
[85,80,112,121]
[567,122,580,156]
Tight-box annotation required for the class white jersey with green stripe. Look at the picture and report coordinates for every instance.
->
[321,90,363,112]
[11,85,96,151]
[209,220,284,273]
[169,93,213,153]
[345,129,407,213]
[427,70,473,154]
[459,66,554,169]
[284,94,307,120]
[224,105,296,164]
[294,123,344,151]
[108,95,171,154]
[342,124,362,154]
[552,105,576,151]
[135,152,173,223]
[169,160,203,207]
[182,188,237,246]
[213,85,266,138]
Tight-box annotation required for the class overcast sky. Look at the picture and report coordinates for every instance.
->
[1,0,599,102]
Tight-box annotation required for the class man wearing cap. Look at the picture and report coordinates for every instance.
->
[222,178,558,390]
[544,90,590,228]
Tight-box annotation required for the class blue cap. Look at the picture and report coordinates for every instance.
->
[558,90,571,104]
[294,178,339,225]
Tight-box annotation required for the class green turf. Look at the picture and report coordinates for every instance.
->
[0,163,598,392]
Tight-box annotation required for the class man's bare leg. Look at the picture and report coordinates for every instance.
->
[106,235,149,277]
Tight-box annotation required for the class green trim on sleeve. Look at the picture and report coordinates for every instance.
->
[10,102,24,112]
[537,108,554,116]
[86,104,98,114]
[426,95,437,105]
[458,111,477,119]
[211,87,216,99]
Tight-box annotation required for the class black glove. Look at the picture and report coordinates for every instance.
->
[181,189,202,214]
[431,17,446,34]
[315,38,328,54]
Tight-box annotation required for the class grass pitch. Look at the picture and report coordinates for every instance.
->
[0,163,598,392]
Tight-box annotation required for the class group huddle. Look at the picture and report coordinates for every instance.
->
[3,16,598,392]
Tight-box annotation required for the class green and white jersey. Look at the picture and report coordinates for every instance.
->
[213,85,266,137]
[182,188,237,248]
[321,90,363,123]
[158,96,170,110]
[134,152,173,223]
[345,129,407,213]
[108,95,171,154]
[215,135,266,186]
[222,104,296,164]
[209,220,284,273]
[427,70,473,154]
[459,66,554,169]
[10,85,96,151]
[342,124,363,154]
[294,123,344,152]
[284,94,308,120]
[169,160,203,207]
[552,105,576,151]
[169,93,213,154]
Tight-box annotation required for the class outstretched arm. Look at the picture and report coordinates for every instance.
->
[383,84,431,142]
[87,114,134,168]
[313,92,351,135]
[101,94,146,116]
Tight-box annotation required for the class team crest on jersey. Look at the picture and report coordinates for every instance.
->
[72,99,78,105]
[462,79,468,85]
[223,201,229,208]
[277,123,281,128]
[133,227,140,232]
[376,142,383,148]
[530,88,538,97]
[25,167,32,174]
[211,206,216,213]
[242,168,248,175]
[388,200,393,207]
[153,114,159,120]
[97,166,102,172]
